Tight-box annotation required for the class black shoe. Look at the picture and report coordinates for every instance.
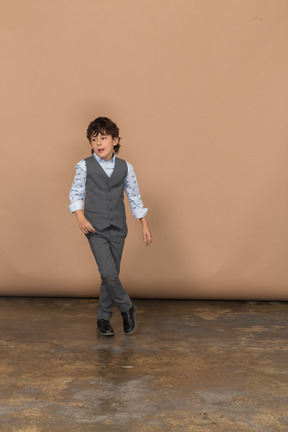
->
[97,319,115,336]
[121,305,137,335]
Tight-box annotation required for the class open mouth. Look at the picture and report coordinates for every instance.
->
[98,149,104,153]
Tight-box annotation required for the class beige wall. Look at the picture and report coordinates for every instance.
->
[1,0,288,299]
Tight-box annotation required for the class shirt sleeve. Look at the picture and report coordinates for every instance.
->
[124,161,148,219]
[68,160,87,213]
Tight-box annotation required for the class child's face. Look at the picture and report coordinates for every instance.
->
[90,132,118,161]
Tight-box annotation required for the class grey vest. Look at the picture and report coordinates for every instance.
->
[84,156,128,230]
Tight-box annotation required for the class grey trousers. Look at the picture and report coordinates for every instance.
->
[86,224,132,320]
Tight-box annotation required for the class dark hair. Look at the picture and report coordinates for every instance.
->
[87,117,121,154]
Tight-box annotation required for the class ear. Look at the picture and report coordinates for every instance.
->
[113,137,119,147]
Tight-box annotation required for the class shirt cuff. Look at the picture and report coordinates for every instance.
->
[68,201,84,213]
[133,207,149,219]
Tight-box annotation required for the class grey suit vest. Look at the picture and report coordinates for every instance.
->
[84,156,128,230]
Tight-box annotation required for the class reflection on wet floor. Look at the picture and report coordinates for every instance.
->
[0,298,288,431]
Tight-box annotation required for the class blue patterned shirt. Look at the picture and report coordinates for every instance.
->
[69,153,148,219]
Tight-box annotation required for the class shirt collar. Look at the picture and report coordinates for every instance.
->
[93,152,115,165]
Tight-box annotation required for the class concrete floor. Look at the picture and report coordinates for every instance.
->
[0,298,288,432]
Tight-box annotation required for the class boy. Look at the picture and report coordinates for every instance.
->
[69,117,152,336]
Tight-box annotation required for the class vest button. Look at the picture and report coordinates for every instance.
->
[110,208,112,211]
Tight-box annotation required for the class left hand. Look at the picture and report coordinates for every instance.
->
[143,227,152,246]
[140,217,152,246]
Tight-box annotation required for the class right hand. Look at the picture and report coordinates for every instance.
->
[79,218,95,235]
[75,211,95,235]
